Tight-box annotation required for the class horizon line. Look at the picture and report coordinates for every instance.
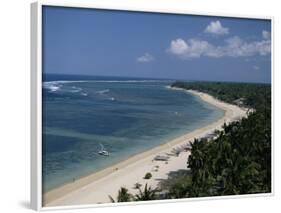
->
[44,73,271,85]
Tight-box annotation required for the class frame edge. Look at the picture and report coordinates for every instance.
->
[31,1,42,211]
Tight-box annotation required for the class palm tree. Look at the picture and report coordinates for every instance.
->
[108,187,132,202]
[134,184,158,201]
[188,138,214,197]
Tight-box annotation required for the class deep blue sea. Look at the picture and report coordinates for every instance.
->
[42,74,224,192]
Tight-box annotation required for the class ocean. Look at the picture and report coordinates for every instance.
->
[42,74,225,192]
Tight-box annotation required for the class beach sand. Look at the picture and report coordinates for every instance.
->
[43,89,248,207]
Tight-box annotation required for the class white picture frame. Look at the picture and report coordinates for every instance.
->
[31,1,274,211]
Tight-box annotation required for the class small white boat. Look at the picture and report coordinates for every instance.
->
[98,144,110,156]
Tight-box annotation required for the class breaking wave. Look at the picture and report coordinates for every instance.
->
[43,81,85,94]
[43,82,62,92]
[96,89,110,94]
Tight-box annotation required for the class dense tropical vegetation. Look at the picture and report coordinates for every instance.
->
[171,81,271,110]
[110,81,271,202]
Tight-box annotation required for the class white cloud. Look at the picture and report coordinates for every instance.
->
[168,38,213,58]
[223,36,271,57]
[169,39,189,55]
[136,53,154,63]
[168,36,271,59]
[205,20,229,35]
[262,30,271,40]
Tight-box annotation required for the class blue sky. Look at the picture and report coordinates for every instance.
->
[43,6,271,83]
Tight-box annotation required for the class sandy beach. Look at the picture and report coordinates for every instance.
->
[44,89,248,207]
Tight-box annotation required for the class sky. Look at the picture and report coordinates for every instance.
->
[43,6,271,83]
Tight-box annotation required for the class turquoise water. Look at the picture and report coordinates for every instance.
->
[42,74,225,192]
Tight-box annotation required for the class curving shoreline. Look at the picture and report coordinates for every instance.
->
[44,89,248,207]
